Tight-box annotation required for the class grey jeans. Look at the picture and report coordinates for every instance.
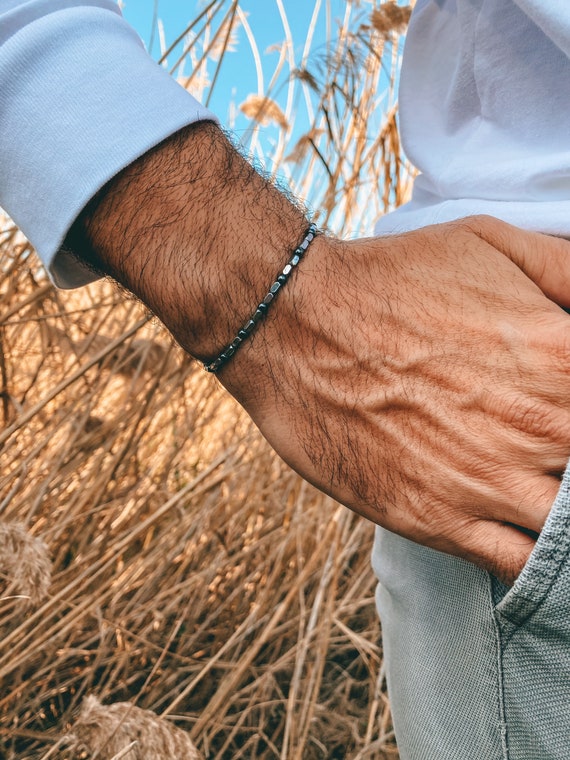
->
[372,467,570,760]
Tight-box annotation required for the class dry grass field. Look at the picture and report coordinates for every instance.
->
[0,2,413,757]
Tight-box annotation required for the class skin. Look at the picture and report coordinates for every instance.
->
[71,121,570,585]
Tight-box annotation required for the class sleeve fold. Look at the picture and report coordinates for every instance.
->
[0,0,218,288]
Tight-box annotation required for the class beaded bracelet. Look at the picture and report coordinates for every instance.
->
[203,223,318,373]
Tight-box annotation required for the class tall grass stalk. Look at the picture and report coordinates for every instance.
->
[0,1,412,757]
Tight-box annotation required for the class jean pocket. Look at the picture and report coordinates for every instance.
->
[493,464,570,629]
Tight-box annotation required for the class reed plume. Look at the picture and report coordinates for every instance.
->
[68,696,203,759]
[0,521,51,607]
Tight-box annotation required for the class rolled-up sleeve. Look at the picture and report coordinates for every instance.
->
[0,0,217,288]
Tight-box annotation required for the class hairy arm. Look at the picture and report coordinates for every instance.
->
[71,121,570,584]
[70,121,308,360]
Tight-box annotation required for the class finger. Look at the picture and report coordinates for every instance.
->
[499,473,561,535]
[468,466,561,535]
[463,520,537,586]
[462,215,570,308]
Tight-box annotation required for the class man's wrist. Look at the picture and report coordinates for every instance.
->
[68,121,309,361]
[202,222,319,373]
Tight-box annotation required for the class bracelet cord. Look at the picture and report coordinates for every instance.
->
[203,223,318,373]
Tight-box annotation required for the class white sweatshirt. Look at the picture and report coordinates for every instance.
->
[0,0,216,287]
[376,0,570,237]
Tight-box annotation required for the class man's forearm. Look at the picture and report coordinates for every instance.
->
[67,119,570,585]
[70,122,309,364]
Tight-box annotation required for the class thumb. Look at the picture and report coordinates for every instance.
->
[463,215,570,308]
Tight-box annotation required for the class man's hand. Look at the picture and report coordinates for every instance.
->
[224,218,570,584]
[72,123,570,584]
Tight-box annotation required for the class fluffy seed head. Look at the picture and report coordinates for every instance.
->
[371,3,412,37]
[70,696,203,759]
[0,521,51,607]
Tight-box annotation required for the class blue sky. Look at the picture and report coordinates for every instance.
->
[118,1,404,233]
[122,1,332,61]
[121,0,357,131]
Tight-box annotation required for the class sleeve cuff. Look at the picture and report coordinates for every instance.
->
[0,1,218,288]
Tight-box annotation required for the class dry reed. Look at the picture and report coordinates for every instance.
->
[0,2,412,758]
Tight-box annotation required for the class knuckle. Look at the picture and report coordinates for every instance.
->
[467,529,528,585]
[453,214,497,236]
[489,554,525,587]
[465,213,496,228]
[508,400,560,438]
[546,323,570,365]
[526,318,570,374]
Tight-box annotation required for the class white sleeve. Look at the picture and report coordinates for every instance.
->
[0,0,218,288]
